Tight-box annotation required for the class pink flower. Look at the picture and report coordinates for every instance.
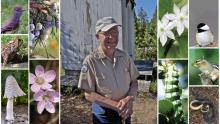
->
[30,65,56,93]
[34,90,59,114]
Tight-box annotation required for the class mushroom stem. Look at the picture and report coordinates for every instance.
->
[6,98,14,121]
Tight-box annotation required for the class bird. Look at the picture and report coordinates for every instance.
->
[196,23,214,47]
[1,5,25,34]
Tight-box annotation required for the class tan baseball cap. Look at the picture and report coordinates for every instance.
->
[95,16,121,33]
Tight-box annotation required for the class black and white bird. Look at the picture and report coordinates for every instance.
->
[196,23,214,47]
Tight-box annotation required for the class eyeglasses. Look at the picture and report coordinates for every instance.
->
[99,28,119,37]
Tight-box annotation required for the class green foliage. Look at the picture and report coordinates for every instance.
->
[1,70,28,106]
[159,100,175,117]
[159,60,188,124]
[1,35,28,61]
[159,0,188,58]
[1,0,28,34]
[149,81,157,95]
[189,49,219,85]
[135,7,157,60]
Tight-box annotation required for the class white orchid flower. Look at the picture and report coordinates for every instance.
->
[165,4,188,35]
[158,15,175,47]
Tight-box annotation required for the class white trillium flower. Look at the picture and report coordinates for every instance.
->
[165,4,188,35]
[158,15,175,46]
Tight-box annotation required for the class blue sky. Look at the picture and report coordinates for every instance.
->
[135,0,157,21]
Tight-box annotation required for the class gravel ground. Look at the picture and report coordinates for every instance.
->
[61,92,157,124]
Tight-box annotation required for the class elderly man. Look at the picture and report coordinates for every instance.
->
[78,16,140,124]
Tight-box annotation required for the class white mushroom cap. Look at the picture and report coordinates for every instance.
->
[4,75,26,99]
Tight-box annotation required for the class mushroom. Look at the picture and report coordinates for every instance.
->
[4,75,26,121]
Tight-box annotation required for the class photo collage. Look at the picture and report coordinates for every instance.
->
[0,0,219,124]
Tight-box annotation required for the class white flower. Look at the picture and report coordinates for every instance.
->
[165,4,188,35]
[158,15,175,46]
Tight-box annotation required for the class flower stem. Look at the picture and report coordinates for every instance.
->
[163,39,175,58]
[41,41,49,58]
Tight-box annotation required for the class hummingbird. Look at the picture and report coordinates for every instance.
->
[1,5,26,34]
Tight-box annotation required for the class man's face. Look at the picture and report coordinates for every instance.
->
[96,26,119,51]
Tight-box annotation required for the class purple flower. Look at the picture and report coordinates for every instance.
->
[34,90,59,114]
[34,30,40,37]
[29,65,56,93]
[45,21,52,29]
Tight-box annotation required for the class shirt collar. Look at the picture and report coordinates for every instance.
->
[93,46,124,59]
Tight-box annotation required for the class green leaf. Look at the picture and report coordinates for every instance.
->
[159,100,175,116]
[159,0,173,19]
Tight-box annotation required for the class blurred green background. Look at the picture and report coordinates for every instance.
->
[1,70,28,106]
[189,49,219,85]
[1,0,28,34]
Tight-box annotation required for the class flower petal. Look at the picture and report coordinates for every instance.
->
[29,73,36,84]
[48,91,59,103]
[37,101,46,114]
[45,102,55,113]
[181,4,188,14]
[42,83,52,90]
[165,13,176,20]
[177,22,184,35]
[167,22,175,30]
[43,70,56,83]
[35,65,45,77]
[183,20,188,29]
[160,34,167,47]
[173,4,180,15]
[34,90,44,101]
[166,31,175,40]
[161,15,169,25]
[31,84,41,93]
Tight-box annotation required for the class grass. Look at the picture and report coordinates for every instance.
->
[1,0,28,34]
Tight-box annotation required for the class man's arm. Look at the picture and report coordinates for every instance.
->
[127,79,138,98]
[84,91,119,111]
[117,80,138,118]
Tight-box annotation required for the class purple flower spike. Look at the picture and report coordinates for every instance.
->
[29,65,56,93]
[45,21,52,29]
[34,90,59,114]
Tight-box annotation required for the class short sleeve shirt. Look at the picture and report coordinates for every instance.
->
[78,47,140,101]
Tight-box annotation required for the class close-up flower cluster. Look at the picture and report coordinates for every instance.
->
[158,4,188,47]
[29,65,59,114]
[29,0,59,58]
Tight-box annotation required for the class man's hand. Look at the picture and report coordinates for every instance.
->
[117,96,134,119]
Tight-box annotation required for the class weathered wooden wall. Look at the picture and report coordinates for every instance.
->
[61,0,134,71]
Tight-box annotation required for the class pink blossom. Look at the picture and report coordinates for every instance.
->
[34,90,59,114]
[30,65,56,93]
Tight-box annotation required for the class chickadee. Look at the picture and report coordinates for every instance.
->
[193,58,219,81]
[196,23,214,47]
